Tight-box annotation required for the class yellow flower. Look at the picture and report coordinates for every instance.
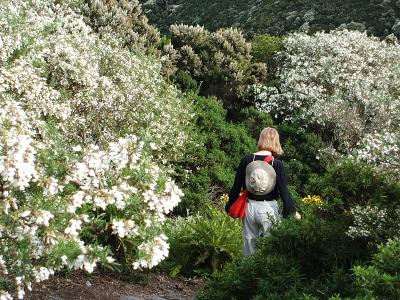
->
[220,193,229,201]
[302,195,323,207]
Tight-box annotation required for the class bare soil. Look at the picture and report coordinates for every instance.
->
[24,271,206,300]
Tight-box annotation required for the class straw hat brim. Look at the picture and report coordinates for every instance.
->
[245,161,277,195]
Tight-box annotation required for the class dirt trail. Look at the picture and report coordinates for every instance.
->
[25,271,205,300]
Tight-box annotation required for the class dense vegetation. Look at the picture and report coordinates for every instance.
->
[1,0,399,299]
[141,0,400,38]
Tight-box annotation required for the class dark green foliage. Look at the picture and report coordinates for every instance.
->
[174,93,256,215]
[234,107,274,138]
[251,35,284,63]
[141,0,400,38]
[277,124,326,193]
[353,239,400,299]
[173,70,199,92]
[246,0,400,38]
[141,0,251,35]
[196,252,304,300]
[305,160,400,212]
[196,207,366,299]
[251,34,284,85]
[262,213,367,276]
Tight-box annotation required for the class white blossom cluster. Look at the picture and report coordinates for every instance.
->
[133,234,170,269]
[0,100,38,193]
[32,267,54,282]
[0,0,192,163]
[111,219,139,238]
[66,136,183,217]
[347,205,400,240]
[142,174,184,221]
[0,292,12,300]
[255,30,400,175]
[354,131,400,177]
[71,254,98,274]
[1,121,183,299]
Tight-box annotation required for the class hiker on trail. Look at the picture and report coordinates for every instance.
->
[225,127,301,256]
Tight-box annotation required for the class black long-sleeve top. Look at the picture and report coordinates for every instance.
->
[225,154,297,218]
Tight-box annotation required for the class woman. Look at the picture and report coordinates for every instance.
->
[225,127,301,256]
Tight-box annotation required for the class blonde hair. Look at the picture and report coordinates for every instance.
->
[257,127,283,156]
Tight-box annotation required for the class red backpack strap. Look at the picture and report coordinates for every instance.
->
[263,155,274,164]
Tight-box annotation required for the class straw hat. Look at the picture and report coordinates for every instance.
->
[245,160,276,195]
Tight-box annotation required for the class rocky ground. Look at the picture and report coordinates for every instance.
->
[25,271,206,300]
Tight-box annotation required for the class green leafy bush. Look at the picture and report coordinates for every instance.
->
[277,123,326,192]
[251,34,284,62]
[173,70,199,92]
[251,34,284,85]
[174,94,256,215]
[235,107,274,138]
[305,160,400,213]
[196,248,304,300]
[196,211,363,299]
[353,239,400,299]
[162,204,242,276]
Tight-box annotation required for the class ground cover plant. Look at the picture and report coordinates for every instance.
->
[162,202,242,277]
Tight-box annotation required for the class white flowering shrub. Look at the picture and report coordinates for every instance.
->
[347,205,400,242]
[65,136,183,270]
[78,0,161,53]
[354,132,400,177]
[0,100,112,299]
[256,30,400,176]
[1,0,192,163]
[0,107,183,297]
[0,0,186,298]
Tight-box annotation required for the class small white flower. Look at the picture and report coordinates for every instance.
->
[72,145,82,152]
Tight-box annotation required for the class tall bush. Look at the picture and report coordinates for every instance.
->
[1,0,193,163]
[163,24,260,110]
[175,94,256,215]
[0,0,188,298]
[78,0,161,53]
[256,30,400,177]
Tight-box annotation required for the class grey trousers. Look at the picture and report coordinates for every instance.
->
[242,199,280,256]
